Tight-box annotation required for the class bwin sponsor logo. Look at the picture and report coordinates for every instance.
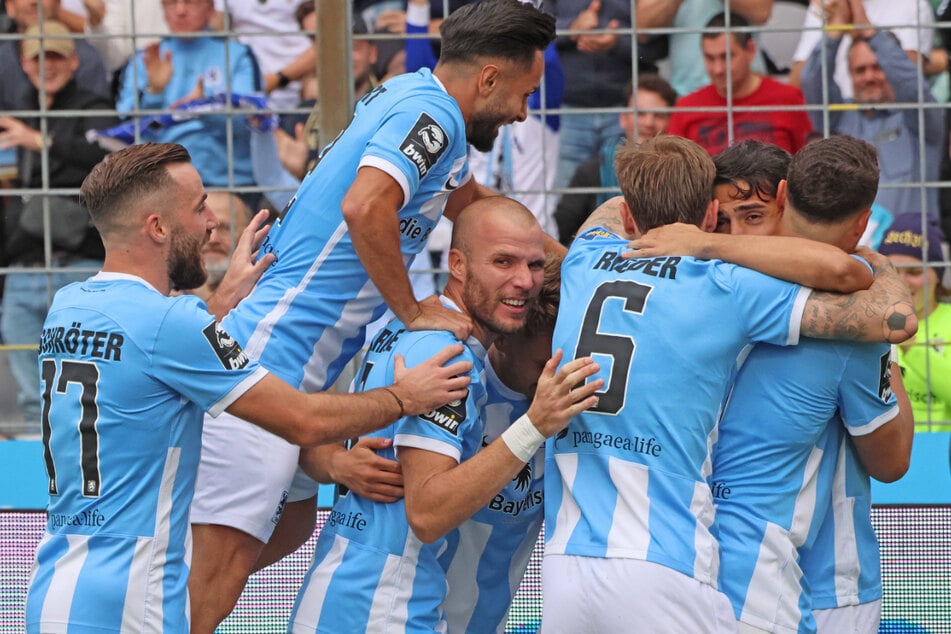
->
[418,124,445,154]
[421,394,467,435]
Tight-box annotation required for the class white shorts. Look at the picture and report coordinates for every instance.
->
[541,554,738,634]
[191,410,301,543]
[814,600,881,634]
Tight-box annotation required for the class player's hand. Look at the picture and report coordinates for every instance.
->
[623,222,710,259]
[525,350,602,438]
[206,209,276,320]
[329,437,404,503]
[390,343,472,416]
[405,295,473,341]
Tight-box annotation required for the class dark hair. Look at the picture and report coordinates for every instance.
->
[438,0,555,71]
[703,12,753,47]
[629,74,678,107]
[714,140,791,202]
[81,143,191,234]
[523,253,562,339]
[615,135,715,232]
[786,135,879,223]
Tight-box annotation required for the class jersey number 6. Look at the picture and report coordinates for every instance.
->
[575,279,651,415]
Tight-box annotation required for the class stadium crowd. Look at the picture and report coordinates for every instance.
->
[2,0,949,632]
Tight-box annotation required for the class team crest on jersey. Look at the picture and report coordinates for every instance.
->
[202,322,250,370]
[878,350,893,403]
[580,229,613,240]
[420,394,468,435]
[400,113,448,179]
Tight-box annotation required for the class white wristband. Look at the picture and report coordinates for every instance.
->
[501,414,545,463]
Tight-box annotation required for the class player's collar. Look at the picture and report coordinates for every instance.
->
[91,271,160,294]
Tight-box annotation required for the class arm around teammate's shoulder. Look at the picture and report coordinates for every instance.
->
[225,344,472,446]
[801,250,918,344]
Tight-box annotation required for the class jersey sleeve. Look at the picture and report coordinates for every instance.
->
[151,297,267,417]
[838,344,899,437]
[357,92,465,209]
[723,264,810,347]
[392,332,480,462]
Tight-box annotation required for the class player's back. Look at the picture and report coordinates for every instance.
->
[712,338,894,631]
[26,274,264,633]
[224,68,469,393]
[798,423,882,613]
[546,227,807,586]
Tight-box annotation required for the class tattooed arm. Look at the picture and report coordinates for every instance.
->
[576,196,636,239]
[800,250,917,344]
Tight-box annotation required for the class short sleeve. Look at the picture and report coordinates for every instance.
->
[151,297,267,416]
[839,344,899,437]
[724,264,810,347]
[392,332,480,462]
[358,94,464,210]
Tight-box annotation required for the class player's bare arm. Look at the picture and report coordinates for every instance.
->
[342,166,473,340]
[205,209,276,320]
[801,251,918,344]
[227,344,472,447]
[300,438,405,503]
[627,223,874,292]
[851,360,914,483]
[402,353,603,543]
[575,196,633,239]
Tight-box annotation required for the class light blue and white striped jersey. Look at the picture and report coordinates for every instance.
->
[545,227,809,588]
[223,68,471,392]
[798,427,882,611]
[713,340,896,633]
[25,273,266,633]
[290,304,488,634]
[439,360,544,633]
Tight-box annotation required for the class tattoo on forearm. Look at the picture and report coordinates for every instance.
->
[801,260,917,343]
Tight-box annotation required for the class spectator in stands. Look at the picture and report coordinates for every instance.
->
[800,0,944,221]
[189,191,252,300]
[637,0,774,96]
[552,0,666,189]
[0,20,117,437]
[212,0,314,111]
[667,12,813,155]
[116,0,260,197]
[789,0,938,96]
[264,9,378,185]
[0,0,109,109]
[80,0,168,88]
[554,74,676,244]
[880,213,951,429]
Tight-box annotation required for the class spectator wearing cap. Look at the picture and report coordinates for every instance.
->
[880,213,951,429]
[0,20,118,438]
[0,0,110,111]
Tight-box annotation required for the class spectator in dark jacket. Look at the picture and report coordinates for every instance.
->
[0,20,118,437]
